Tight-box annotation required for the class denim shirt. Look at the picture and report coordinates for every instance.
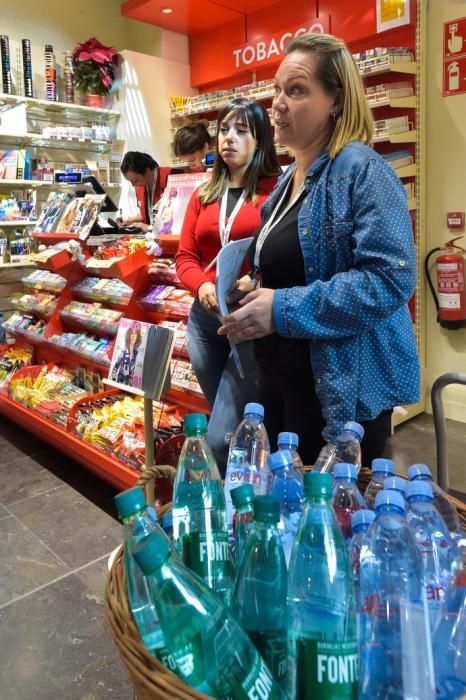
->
[263,141,420,440]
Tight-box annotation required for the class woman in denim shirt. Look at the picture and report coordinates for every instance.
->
[219,33,420,467]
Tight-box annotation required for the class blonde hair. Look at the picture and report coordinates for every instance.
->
[285,33,374,158]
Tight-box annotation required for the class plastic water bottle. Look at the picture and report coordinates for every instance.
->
[268,449,304,566]
[133,531,286,699]
[161,511,173,540]
[277,431,304,473]
[287,472,358,699]
[407,463,462,533]
[332,462,366,541]
[384,475,407,499]
[224,403,271,541]
[114,486,168,658]
[359,490,435,700]
[232,496,288,691]
[231,483,255,567]
[348,509,375,594]
[406,480,455,632]
[313,421,364,474]
[433,545,466,699]
[172,413,233,605]
[363,458,395,509]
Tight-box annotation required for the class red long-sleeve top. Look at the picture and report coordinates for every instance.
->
[175,177,277,295]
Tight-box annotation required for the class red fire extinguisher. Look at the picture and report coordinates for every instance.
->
[425,236,466,329]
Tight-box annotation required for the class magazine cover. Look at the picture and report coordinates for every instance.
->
[108,318,149,392]
[54,194,106,239]
[156,172,210,236]
[34,192,74,233]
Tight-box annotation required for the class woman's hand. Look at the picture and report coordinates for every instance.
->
[197,281,220,314]
[225,275,256,309]
[218,288,276,342]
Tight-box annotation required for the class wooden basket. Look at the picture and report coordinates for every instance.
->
[106,465,465,699]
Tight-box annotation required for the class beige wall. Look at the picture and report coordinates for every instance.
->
[425,0,466,422]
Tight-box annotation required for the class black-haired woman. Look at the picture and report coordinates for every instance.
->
[175,98,281,470]
[174,120,212,172]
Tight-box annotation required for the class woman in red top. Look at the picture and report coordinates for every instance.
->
[176,97,281,470]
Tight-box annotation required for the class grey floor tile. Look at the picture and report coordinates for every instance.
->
[0,455,65,506]
[0,502,10,520]
[0,570,133,700]
[76,556,113,606]
[0,516,69,606]
[8,483,123,569]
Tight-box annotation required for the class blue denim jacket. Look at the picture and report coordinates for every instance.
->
[263,141,420,440]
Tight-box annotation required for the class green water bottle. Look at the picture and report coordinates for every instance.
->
[133,530,287,699]
[287,472,358,700]
[231,483,255,567]
[232,496,288,692]
[114,486,174,670]
[172,413,233,604]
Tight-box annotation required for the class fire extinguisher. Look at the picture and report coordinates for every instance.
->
[424,236,466,329]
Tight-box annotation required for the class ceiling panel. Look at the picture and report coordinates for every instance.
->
[121,0,287,35]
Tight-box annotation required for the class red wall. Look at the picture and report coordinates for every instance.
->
[190,0,416,91]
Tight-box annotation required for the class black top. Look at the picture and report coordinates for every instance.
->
[226,187,244,216]
[247,186,311,370]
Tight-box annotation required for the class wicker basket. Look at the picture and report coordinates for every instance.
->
[106,464,465,699]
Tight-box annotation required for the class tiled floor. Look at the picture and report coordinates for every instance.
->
[0,411,464,699]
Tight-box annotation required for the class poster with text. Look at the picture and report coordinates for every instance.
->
[156,171,210,236]
[376,0,410,34]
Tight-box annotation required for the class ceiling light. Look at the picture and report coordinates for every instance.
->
[161,7,173,12]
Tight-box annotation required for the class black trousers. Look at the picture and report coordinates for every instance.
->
[257,361,392,469]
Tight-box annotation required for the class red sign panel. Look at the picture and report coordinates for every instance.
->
[231,14,330,74]
[443,16,466,96]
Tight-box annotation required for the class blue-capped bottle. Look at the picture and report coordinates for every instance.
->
[384,475,407,499]
[268,449,304,566]
[363,458,395,509]
[313,421,365,474]
[133,530,286,699]
[114,486,169,660]
[359,490,435,700]
[433,544,466,699]
[288,472,358,700]
[407,463,462,533]
[231,483,255,567]
[172,413,233,604]
[232,496,288,692]
[224,402,271,541]
[348,509,375,594]
[406,480,455,632]
[332,462,366,541]
[277,431,304,473]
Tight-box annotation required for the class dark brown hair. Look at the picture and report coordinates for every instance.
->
[200,98,281,205]
[174,121,211,156]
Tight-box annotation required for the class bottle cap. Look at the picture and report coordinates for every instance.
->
[278,431,299,449]
[375,489,405,513]
[243,402,264,419]
[407,463,433,481]
[183,413,208,436]
[333,463,358,480]
[343,421,365,441]
[133,531,170,575]
[406,480,433,501]
[304,471,332,499]
[371,458,395,476]
[162,511,173,530]
[268,449,293,473]
[384,476,407,495]
[351,508,375,532]
[231,483,255,508]
[114,486,147,519]
[253,495,280,523]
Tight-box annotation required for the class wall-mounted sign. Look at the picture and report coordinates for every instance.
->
[376,0,410,34]
[231,15,330,73]
[443,17,466,96]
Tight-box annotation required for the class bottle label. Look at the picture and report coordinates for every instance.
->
[183,530,231,582]
[296,639,358,699]
[219,652,283,700]
[247,629,287,684]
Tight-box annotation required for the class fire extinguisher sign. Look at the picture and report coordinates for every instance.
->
[437,261,464,309]
[443,17,466,96]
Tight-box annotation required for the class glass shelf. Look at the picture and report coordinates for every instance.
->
[0,132,113,152]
